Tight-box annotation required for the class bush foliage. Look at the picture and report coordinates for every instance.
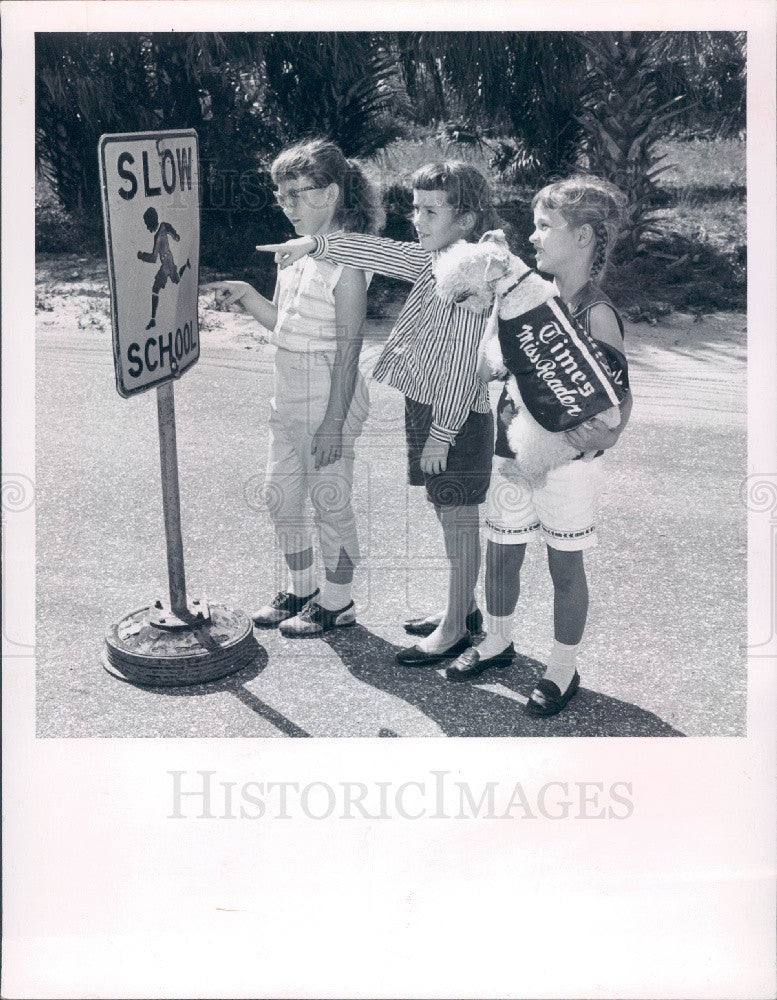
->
[36,31,746,312]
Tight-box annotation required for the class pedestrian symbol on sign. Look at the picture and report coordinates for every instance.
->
[137,207,192,330]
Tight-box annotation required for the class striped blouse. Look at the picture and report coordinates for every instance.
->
[310,232,491,444]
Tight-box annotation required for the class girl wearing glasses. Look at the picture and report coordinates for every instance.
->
[204,139,383,635]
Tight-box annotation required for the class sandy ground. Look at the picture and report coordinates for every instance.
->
[33,254,747,738]
[34,251,747,365]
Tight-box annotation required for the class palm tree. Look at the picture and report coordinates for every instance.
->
[651,31,746,137]
[36,32,409,219]
[36,33,271,216]
[397,32,588,180]
[576,32,687,250]
[261,33,407,158]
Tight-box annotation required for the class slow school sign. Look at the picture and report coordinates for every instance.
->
[99,130,200,397]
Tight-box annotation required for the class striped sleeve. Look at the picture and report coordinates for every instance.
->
[311,232,428,284]
[429,304,490,444]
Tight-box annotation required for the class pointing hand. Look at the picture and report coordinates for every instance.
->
[254,236,316,269]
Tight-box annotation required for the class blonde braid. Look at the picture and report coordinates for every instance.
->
[590,220,610,283]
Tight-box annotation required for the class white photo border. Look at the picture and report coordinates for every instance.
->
[3,3,775,998]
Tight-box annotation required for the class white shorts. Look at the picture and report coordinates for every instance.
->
[484,454,606,551]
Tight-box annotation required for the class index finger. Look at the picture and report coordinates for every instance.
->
[254,244,289,253]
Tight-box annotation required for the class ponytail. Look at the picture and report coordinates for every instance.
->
[338,158,385,235]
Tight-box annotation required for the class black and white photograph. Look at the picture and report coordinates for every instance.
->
[3,1,776,997]
[32,25,749,739]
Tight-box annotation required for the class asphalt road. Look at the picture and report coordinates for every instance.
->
[34,315,747,738]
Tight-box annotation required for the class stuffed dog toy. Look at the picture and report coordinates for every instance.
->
[434,230,626,485]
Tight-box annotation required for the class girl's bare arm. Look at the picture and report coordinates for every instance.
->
[311,266,367,469]
[564,304,632,452]
[201,280,278,333]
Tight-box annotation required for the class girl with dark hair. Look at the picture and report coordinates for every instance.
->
[202,139,382,635]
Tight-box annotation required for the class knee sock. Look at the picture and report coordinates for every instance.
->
[319,580,352,611]
[542,639,580,692]
[476,612,514,659]
[288,565,317,599]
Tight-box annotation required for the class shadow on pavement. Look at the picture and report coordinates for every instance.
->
[322,626,684,738]
[130,641,312,738]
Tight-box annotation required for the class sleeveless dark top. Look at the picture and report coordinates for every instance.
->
[494,282,629,459]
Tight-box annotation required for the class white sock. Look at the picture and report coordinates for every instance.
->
[288,565,317,599]
[319,580,352,611]
[543,639,580,691]
[476,612,514,659]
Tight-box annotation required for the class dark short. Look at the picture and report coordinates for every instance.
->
[405,396,494,508]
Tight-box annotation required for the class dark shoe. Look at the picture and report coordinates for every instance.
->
[396,635,471,666]
[252,589,319,627]
[525,671,580,717]
[445,642,515,681]
[279,599,356,637]
[404,608,483,637]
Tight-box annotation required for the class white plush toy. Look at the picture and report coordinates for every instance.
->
[434,230,623,486]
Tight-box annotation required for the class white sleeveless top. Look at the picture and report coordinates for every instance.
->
[271,255,371,356]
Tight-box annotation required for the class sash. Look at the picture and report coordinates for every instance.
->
[497,297,626,432]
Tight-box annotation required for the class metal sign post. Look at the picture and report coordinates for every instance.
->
[98,129,257,686]
[153,380,191,623]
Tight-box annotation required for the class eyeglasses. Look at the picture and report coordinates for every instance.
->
[272,185,324,208]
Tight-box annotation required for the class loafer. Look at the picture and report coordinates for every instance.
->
[525,671,580,717]
[252,589,319,627]
[396,635,471,666]
[404,608,483,637]
[445,642,515,681]
[279,599,356,637]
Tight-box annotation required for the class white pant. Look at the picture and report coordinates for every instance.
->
[264,347,369,572]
